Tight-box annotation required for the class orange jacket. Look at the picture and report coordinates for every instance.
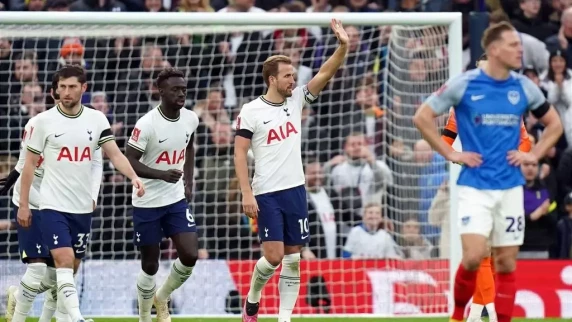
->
[441,109,531,152]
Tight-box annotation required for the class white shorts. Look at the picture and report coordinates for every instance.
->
[457,185,524,247]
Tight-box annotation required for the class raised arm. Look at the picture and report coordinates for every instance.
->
[306,19,349,97]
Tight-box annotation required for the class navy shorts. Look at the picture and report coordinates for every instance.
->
[13,205,50,263]
[41,209,93,259]
[132,199,197,246]
[255,184,310,246]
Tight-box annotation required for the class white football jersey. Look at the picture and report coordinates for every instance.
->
[127,106,200,208]
[236,85,317,195]
[26,105,113,214]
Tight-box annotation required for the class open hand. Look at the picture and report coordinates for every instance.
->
[330,19,349,46]
[507,150,537,166]
[242,193,259,219]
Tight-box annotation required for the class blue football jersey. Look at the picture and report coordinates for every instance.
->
[425,69,546,190]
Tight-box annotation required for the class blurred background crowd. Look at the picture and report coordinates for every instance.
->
[1,0,572,262]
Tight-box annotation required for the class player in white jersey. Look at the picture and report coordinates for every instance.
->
[18,65,144,322]
[235,19,349,322]
[125,68,200,322]
[3,72,103,322]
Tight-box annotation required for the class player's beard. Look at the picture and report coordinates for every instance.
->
[278,86,293,98]
[60,98,80,110]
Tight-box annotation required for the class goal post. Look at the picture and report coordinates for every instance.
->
[0,11,463,318]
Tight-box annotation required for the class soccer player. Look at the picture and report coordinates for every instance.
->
[125,68,200,322]
[235,19,348,322]
[413,22,562,322]
[441,54,532,322]
[18,65,144,322]
[4,72,103,322]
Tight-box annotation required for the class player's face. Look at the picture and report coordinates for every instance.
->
[495,30,523,70]
[272,63,295,98]
[58,76,86,109]
[160,77,187,109]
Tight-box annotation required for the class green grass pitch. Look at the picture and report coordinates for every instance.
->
[3,318,567,322]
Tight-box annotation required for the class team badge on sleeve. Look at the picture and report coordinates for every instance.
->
[131,128,141,142]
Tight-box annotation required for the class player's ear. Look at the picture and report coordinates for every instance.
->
[81,82,87,93]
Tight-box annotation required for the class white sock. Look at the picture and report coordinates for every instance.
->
[247,256,278,304]
[486,303,498,322]
[38,267,58,322]
[13,262,47,322]
[55,294,72,322]
[278,253,301,322]
[156,258,194,302]
[56,268,83,321]
[136,270,156,322]
[468,303,484,321]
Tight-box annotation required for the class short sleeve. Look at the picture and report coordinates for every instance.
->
[189,110,200,133]
[520,76,547,111]
[127,119,151,153]
[26,117,47,155]
[342,228,358,254]
[424,73,469,114]
[235,107,256,139]
[15,120,33,172]
[97,112,114,146]
[292,85,318,111]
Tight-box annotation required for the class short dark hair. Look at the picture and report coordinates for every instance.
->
[14,50,37,63]
[51,71,60,100]
[481,21,515,50]
[156,68,185,88]
[262,55,292,86]
[57,65,87,84]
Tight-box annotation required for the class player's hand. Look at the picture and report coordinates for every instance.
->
[242,193,259,219]
[161,169,183,183]
[330,19,349,46]
[184,185,193,203]
[447,151,482,168]
[507,150,537,166]
[132,178,145,197]
[17,207,32,228]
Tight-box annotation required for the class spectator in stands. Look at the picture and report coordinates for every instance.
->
[397,215,435,259]
[520,156,558,258]
[300,106,330,163]
[541,50,572,145]
[325,132,393,217]
[305,160,355,260]
[546,7,572,61]
[490,10,550,74]
[511,0,558,41]
[19,82,45,116]
[144,0,166,11]
[217,0,264,12]
[353,75,384,156]
[0,38,11,87]
[91,92,124,139]
[178,0,214,11]
[45,0,69,11]
[342,202,401,259]
[70,0,126,11]
[413,139,447,239]
[23,0,45,11]
[555,192,572,258]
[428,179,449,258]
[283,43,313,87]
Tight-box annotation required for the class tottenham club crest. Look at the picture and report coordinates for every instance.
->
[508,90,520,105]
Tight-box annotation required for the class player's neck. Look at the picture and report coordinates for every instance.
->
[483,62,510,81]
[158,104,180,120]
[58,102,82,116]
[263,89,285,105]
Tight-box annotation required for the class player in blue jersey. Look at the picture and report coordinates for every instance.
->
[413,22,562,322]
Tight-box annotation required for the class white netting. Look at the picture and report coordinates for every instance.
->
[0,14,454,317]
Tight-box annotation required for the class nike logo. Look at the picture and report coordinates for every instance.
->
[188,223,195,227]
[471,95,485,101]
[159,138,168,143]
[301,235,309,240]
[263,120,272,124]
[54,133,65,137]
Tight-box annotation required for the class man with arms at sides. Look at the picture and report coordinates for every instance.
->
[413,22,562,322]
[125,68,200,322]
[234,19,348,322]
[441,53,532,322]
[18,65,144,322]
[4,71,104,322]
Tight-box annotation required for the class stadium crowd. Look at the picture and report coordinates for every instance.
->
[0,0,572,262]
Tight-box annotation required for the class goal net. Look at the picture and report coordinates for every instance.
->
[0,12,462,317]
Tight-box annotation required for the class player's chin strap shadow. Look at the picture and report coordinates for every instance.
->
[306,275,332,314]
